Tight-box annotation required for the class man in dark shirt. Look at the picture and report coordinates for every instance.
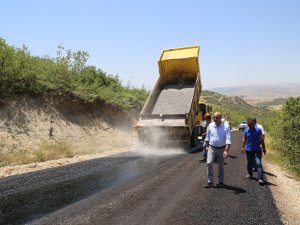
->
[199,113,211,162]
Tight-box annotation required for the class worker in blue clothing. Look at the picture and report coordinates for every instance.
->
[252,118,265,172]
[241,118,266,185]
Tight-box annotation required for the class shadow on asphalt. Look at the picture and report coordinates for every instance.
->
[189,144,201,153]
[223,184,247,194]
[228,155,238,159]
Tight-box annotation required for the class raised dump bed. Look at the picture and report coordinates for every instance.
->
[136,46,202,148]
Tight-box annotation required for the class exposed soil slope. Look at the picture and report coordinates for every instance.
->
[0,94,137,165]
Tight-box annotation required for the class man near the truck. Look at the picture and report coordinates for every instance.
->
[204,112,231,188]
[199,113,211,162]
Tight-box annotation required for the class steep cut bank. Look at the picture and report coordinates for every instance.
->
[0,94,137,166]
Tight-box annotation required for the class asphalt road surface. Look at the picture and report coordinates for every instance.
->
[0,131,283,225]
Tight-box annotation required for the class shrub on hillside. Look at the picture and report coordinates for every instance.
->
[0,37,149,110]
[269,97,300,165]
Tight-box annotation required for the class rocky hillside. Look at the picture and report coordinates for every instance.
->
[201,90,273,127]
[202,90,252,110]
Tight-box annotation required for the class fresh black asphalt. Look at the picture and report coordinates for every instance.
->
[0,131,283,225]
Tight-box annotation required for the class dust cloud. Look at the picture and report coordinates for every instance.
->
[132,126,187,157]
[132,146,185,157]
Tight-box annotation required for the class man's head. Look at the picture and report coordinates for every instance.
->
[204,113,211,120]
[213,112,222,125]
[247,117,255,129]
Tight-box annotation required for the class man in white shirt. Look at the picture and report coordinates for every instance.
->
[254,118,265,138]
[204,112,231,188]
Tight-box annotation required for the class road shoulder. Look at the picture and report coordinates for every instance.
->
[0,147,130,178]
[264,161,300,225]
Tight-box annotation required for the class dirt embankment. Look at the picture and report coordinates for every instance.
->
[0,94,138,170]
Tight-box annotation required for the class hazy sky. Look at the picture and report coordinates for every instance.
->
[1,0,299,89]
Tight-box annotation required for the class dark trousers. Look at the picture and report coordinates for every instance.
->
[246,151,263,179]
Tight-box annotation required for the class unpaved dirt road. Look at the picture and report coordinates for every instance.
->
[0,131,283,225]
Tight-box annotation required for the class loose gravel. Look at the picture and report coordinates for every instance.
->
[151,84,195,114]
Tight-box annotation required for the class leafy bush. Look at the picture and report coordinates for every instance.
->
[0,37,149,110]
[269,97,300,165]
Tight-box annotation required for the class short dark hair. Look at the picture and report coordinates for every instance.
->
[253,118,257,123]
[247,118,254,123]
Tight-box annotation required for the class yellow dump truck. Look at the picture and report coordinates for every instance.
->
[136,45,204,149]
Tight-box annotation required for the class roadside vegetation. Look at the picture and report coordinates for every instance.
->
[0,37,149,110]
[266,97,300,179]
[0,140,104,167]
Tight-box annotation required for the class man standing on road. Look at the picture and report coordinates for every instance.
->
[241,118,266,185]
[199,113,212,162]
[204,112,231,188]
[252,118,265,172]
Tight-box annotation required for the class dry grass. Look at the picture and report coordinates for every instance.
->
[0,134,131,167]
[0,141,76,167]
[35,141,75,162]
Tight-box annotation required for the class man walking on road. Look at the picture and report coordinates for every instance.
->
[241,118,266,185]
[204,112,231,188]
[252,118,265,172]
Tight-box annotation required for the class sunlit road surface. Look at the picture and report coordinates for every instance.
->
[0,131,282,225]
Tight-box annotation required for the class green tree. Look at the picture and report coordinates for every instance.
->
[271,97,300,164]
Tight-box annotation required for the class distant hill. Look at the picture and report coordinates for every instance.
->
[209,83,300,106]
[201,90,272,127]
[201,90,252,110]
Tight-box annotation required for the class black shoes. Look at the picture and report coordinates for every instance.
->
[204,182,214,188]
[204,182,224,188]
[215,182,224,188]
